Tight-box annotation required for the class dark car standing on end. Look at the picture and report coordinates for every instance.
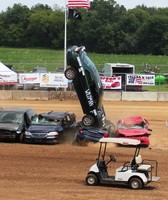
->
[0,107,37,142]
[65,45,106,128]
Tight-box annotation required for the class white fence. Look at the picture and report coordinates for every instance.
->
[0,91,167,101]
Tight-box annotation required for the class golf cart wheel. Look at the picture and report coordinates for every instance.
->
[129,177,143,189]
[65,68,76,80]
[82,115,95,127]
[86,174,98,186]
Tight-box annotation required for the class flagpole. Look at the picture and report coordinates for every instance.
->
[64,0,67,72]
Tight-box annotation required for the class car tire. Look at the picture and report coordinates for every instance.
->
[86,174,98,186]
[15,134,19,143]
[19,133,25,143]
[82,115,95,127]
[129,177,143,189]
[65,68,76,80]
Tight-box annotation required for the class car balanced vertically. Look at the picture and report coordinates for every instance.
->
[65,45,106,128]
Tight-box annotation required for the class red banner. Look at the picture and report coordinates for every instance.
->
[100,76,122,90]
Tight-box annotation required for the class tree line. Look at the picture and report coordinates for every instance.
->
[0,0,168,55]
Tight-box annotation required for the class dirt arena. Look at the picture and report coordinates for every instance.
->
[0,100,167,200]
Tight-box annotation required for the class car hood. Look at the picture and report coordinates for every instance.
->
[117,129,150,136]
[0,123,19,131]
[27,125,63,133]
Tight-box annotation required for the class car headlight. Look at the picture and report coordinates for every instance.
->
[25,131,32,136]
[16,130,21,134]
[47,132,58,136]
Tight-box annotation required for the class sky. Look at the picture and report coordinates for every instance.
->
[1,0,168,12]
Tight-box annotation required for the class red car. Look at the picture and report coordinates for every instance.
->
[115,116,152,146]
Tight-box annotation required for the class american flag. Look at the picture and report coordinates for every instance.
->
[68,0,90,9]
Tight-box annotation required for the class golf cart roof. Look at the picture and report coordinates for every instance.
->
[99,138,140,145]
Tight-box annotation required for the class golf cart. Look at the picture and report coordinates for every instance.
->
[86,138,160,189]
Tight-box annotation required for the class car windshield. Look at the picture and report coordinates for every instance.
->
[31,116,61,126]
[80,51,96,70]
[80,50,103,109]
[118,123,144,129]
[0,111,23,124]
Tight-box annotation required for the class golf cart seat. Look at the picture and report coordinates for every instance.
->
[98,160,108,178]
[129,155,142,170]
[135,155,142,164]
[133,155,151,171]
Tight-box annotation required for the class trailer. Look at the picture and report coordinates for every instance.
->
[103,63,135,77]
[102,63,142,91]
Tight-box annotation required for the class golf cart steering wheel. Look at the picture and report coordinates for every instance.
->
[110,155,116,162]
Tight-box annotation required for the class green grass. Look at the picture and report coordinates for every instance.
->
[0,47,167,91]
[143,84,168,92]
[0,47,64,72]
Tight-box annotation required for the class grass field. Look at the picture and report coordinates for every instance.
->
[0,47,167,91]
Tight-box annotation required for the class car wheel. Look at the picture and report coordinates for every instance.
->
[19,133,25,143]
[65,68,76,80]
[86,174,98,186]
[82,115,95,127]
[15,134,20,143]
[129,177,143,189]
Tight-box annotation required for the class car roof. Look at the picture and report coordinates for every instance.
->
[99,137,141,145]
[39,111,74,120]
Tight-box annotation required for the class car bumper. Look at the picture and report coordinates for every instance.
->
[25,135,59,144]
[0,133,16,140]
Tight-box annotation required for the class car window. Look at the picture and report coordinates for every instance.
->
[85,70,94,85]
[31,116,61,126]
[0,111,23,124]
[81,51,95,69]
[118,123,144,129]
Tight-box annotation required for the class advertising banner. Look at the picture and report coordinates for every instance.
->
[100,76,122,89]
[40,73,68,88]
[19,73,40,84]
[0,72,17,84]
[127,74,155,86]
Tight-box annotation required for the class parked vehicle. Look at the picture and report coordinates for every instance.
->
[115,116,152,146]
[31,66,48,73]
[86,138,160,189]
[25,111,76,144]
[75,126,109,144]
[65,45,106,128]
[0,107,37,142]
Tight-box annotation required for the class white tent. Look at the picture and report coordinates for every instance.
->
[0,62,17,84]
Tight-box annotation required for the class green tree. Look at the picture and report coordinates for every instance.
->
[136,16,168,55]
[26,7,52,47]
[48,9,64,49]
[0,4,30,46]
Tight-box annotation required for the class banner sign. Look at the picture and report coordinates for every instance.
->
[19,73,40,84]
[100,76,122,89]
[19,73,68,88]
[0,72,17,84]
[126,74,155,86]
[40,73,68,88]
